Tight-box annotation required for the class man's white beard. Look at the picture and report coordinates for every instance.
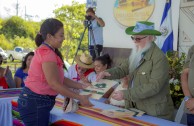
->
[129,42,152,73]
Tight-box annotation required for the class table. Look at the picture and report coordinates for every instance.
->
[0,88,22,126]
[0,89,186,126]
[0,98,14,126]
[50,97,185,126]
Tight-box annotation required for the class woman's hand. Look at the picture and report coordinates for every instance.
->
[79,94,93,107]
[80,74,87,82]
[81,83,92,89]
[96,71,111,82]
[112,90,124,101]
[185,98,194,112]
[79,75,92,89]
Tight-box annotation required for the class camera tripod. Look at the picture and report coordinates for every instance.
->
[72,20,98,64]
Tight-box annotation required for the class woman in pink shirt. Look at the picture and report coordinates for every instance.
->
[17,18,93,126]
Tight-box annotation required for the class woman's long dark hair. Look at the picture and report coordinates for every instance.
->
[21,52,34,70]
[35,18,66,69]
[95,54,112,69]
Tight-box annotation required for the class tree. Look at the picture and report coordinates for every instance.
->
[0,18,3,30]
[54,1,87,62]
[0,34,13,49]
[11,35,36,50]
[1,16,39,40]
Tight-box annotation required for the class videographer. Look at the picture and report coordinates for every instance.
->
[85,8,105,60]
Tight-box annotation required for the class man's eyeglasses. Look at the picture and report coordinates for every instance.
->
[131,36,147,41]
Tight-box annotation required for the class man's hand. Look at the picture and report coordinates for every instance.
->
[112,90,124,101]
[104,99,110,104]
[96,71,111,81]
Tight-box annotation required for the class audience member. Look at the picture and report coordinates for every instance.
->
[0,54,15,88]
[14,52,34,87]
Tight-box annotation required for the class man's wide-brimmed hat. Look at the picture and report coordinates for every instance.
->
[125,21,161,36]
[75,53,94,69]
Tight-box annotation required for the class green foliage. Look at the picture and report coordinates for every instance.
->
[0,34,13,49]
[1,16,39,39]
[0,16,40,51]
[54,1,87,61]
[166,51,186,109]
[0,18,3,30]
[11,36,36,49]
[1,16,27,39]
[25,21,40,39]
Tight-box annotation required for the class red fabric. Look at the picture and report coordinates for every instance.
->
[83,68,94,77]
[0,77,8,89]
[51,119,83,126]
[75,64,94,79]
[11,101,18,107]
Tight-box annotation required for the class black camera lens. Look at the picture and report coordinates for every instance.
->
[85,15,92,20]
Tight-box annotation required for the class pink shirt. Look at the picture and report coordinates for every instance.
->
[25,46,64,96]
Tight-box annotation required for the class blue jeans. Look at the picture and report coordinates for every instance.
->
[187,114,194,126]
[18,87,56,126]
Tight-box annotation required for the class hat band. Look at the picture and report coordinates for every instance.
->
[133,22,154,33]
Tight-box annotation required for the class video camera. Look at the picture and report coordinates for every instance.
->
[85,15,92,20]
[84,15,92,27]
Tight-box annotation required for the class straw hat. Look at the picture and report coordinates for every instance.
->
[125,21,161,36]
[74,53,94,69]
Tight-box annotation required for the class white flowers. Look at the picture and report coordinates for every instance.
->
[169,78,179,85]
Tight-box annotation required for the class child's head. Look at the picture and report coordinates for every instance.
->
[94,54,112,73]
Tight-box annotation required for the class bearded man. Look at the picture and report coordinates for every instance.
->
[97,21,174,121]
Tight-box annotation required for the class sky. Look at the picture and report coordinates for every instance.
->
[0,0,86,21]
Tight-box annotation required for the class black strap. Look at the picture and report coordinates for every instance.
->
[42,42,55,52]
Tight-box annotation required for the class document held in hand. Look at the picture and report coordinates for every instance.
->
[80,79,118,100]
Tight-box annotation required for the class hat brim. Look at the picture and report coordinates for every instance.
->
[74,55,94,69]
[125,26,162,36]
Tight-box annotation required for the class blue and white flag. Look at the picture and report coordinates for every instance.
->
[156,0,173,53]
